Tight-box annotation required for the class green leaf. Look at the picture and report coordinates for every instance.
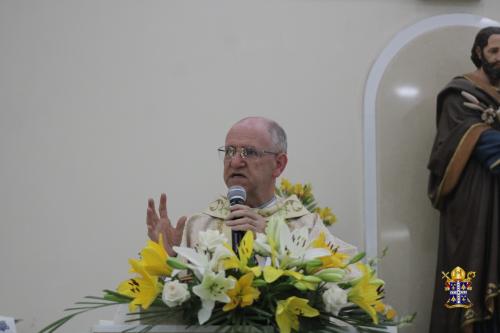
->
[346,252,365,265]
[246,307,273,318]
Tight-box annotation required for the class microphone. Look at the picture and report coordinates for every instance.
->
[227,186,246,253]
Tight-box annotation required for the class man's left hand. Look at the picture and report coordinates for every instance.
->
[225,204,266,234]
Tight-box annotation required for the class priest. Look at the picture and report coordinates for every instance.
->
[146,116,356,262]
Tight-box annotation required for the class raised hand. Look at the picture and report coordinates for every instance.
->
[146,193,187,256]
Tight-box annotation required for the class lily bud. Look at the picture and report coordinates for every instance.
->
[166,257,188,270]
[316,268,346,282]
[305,259,323,268]
[293,281,309,291]
[302,275,322,283]
[252,279,267,287]
[346,252,365,265]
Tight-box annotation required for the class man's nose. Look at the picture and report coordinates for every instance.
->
[229,153,246,167]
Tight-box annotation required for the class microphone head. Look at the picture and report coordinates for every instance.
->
[228,186,246,206]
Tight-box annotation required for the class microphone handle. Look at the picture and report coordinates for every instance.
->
[229,197,245,254]
[232,230,245,254]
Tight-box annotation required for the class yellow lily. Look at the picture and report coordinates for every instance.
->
[222,231,261,277]
[131,234,173,277]
[310,232,349,270]
[223,272,260,311]
[375,302,397,320]
[347,263,384,324]
[280,178,293,193]
[275,296,319,333]
[314,207,337,225]
[117,259,162,312]
[293,183,304,198]
[262,234,304,284]
[263,265,303,283]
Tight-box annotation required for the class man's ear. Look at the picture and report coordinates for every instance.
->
[476,46,483,61]
[273,153,288,178]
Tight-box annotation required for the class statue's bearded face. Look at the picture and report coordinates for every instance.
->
[480,34,500,85]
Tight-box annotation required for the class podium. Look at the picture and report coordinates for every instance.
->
[92,324,397,333]
[93,324,223,333]
[92,324,274,333]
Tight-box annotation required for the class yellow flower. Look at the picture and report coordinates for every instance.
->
[375,302,397,320]
[302,184,313,200]
[263,266,303,283]
[275,296,319,333]
[310,232,348,270]
[222,231,261,277]
[131,234,173,277]
[261,232,304,284]
[347,263,384,324]
[280,178,293,194]
[386,307,397,320]
[117,259,162,312]
[223,273,260,311]
[314,207,337,225]
[293,183,304,198]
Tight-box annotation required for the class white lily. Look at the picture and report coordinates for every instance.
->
[173,244,233,279]
[209,244,233,272]
[264,214,284,250]
[276,219,330,265]
[198,229,228,253]
[253,232,272,256]
[192,271,235,324]
[173,246,210,279]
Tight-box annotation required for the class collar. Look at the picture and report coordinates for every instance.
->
[257,196,277,209]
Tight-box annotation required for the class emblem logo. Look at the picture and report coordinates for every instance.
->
[0,321,9,332]
[442,266,476,309]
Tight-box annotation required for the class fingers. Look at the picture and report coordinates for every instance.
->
[159,215,187,256]
[147,225,158,242]
[228,224,257,232]
[146,194,184,255]
[159,193,168,218]
[229,204,249,212]
[147,199,159,241]
[176,216,187,233]
[147,198,159,220]
[160,228,176,257]
[226,208,266,233]
[226,217,258,232]
[227,208,259,221]
[226,216,253,226]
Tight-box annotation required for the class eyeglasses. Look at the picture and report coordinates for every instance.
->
[217,146,279,160]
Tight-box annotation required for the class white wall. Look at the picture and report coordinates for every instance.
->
[1,1,499,332]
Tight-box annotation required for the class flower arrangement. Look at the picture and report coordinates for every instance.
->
[40,179,413,333]
[276,179,336,226]
[40,223,410,333]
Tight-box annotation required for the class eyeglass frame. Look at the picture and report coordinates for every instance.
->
[217,145,281,160]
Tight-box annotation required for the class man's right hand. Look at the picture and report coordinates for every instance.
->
[146,193,187,256]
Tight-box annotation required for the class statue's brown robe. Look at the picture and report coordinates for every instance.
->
[428,75,500,333]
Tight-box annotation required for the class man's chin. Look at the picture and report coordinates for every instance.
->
[482,63,500,84]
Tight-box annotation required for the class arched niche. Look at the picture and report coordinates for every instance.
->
[363,14,500,332]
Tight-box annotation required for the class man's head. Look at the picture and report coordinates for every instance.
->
[222,117,288,207]
[471,26,500,84]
